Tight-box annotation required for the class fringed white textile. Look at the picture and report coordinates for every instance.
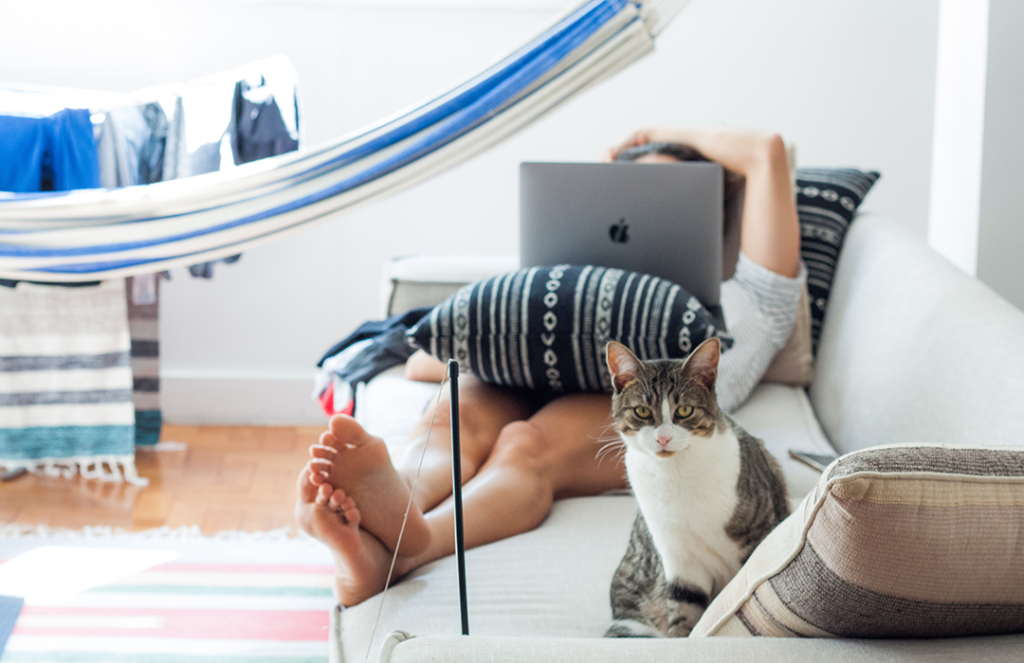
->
[0,523,302,540]
[0,280,139,483]
[0,454,147,486]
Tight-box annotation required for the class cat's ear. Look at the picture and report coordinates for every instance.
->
[606,341,642,393]
[683,338,720,391]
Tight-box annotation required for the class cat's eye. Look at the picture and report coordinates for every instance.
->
[634,406,652,419]
[675,405,694,419]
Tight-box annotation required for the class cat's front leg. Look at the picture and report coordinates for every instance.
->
[606,512,668,637]
[664,579,710,637]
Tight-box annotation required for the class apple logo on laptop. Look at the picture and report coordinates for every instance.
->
[609,218,629,244]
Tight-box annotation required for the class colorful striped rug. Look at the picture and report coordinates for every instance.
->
[0,526,336,662]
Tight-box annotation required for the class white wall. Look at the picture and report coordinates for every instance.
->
[928,0,989,276]
[927,0,1024,311]
[0,0,940,424]
[976,0,1024,312]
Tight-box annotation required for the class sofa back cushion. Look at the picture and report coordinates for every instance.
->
[809,214,1024,455]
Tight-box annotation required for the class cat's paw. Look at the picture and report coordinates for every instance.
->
[604,619,662,638]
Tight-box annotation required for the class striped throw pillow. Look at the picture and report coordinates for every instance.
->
[796,168,879,354]
[406,264,732,396]
[691,444,1024,639]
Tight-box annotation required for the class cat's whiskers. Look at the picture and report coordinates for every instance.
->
[595,439,625,463]
[594,427,627,464]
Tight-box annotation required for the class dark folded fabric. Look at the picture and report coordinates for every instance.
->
[317,307,431,368]
[330,326,419,385]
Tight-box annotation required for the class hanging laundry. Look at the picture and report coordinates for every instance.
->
[0,108,100,193]
[163,83,233,181]
[232,76,299,165]
[159,57,301,278]
[95,102,170,187]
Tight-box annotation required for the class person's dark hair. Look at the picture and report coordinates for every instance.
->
[614,141,744,204]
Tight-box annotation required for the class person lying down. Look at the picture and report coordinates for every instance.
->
[294,126,807,607]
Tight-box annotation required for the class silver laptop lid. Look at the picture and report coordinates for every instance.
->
[519,161,722,307]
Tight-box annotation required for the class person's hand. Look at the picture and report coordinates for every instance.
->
[604,126,787,177]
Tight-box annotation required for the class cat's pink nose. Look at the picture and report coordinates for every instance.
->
[656,435,671,448]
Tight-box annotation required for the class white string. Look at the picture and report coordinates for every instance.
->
[364,366,451,663]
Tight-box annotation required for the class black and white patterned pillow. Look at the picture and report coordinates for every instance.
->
[407,264,733,396]
[796,168,880,354]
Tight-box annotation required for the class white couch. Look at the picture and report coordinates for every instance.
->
[331,213,1024,662]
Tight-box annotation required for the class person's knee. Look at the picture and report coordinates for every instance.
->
[491,421,549,477]
[491,421,554,523]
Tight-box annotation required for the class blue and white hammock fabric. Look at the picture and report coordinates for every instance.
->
[0,0,690,282]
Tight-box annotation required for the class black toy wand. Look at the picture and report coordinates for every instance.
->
[448,360,469,636]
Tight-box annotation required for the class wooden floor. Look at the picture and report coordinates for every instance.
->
[0,424,323,535]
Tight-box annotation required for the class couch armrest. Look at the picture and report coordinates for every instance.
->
[376,632,1024,663]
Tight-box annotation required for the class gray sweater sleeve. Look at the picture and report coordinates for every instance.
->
[716,253,807,413]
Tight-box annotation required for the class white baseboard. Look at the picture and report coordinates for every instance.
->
[161,371,327,426]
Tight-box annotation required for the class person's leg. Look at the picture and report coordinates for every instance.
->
[393,392,627,577]
[392,378,537,513]
[300,375,534,556]
[294,375,538,606]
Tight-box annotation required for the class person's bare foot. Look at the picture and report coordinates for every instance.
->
[294,462,394,606]
[308,415,431,557]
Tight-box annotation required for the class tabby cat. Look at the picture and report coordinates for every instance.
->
[604,338,789,637]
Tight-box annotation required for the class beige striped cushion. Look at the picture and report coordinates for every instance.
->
[692,444,1024,638]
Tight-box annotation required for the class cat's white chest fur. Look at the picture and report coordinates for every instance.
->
[624,427,743,596]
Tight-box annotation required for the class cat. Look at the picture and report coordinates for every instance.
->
[603,338,789,638]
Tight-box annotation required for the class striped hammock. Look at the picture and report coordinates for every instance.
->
[0,0,691,282]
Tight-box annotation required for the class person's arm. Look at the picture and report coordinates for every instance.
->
[606,127,800,278]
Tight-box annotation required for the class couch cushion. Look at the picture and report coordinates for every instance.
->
[760,285,813,386]
[406,264,732,396]
[692,444,1024,639]
[794,168,879,354]
[341,379,836,659]
[337,495,639,662]
[810,214,1024,455]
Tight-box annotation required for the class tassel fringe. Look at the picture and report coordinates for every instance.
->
[0,454,149,486]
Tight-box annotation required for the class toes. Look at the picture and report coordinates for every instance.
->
[315,483,334,507]
[341,502,361,527]
[297,464,320,501]
[329,414,371,448]
[328,488,347,512]
[310,443,337,460]
[317,431,339,452]
[310,457,332,478]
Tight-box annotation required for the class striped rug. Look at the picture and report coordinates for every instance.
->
[0,527,336,662]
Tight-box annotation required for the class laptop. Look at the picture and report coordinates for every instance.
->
[519,161,723,307]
